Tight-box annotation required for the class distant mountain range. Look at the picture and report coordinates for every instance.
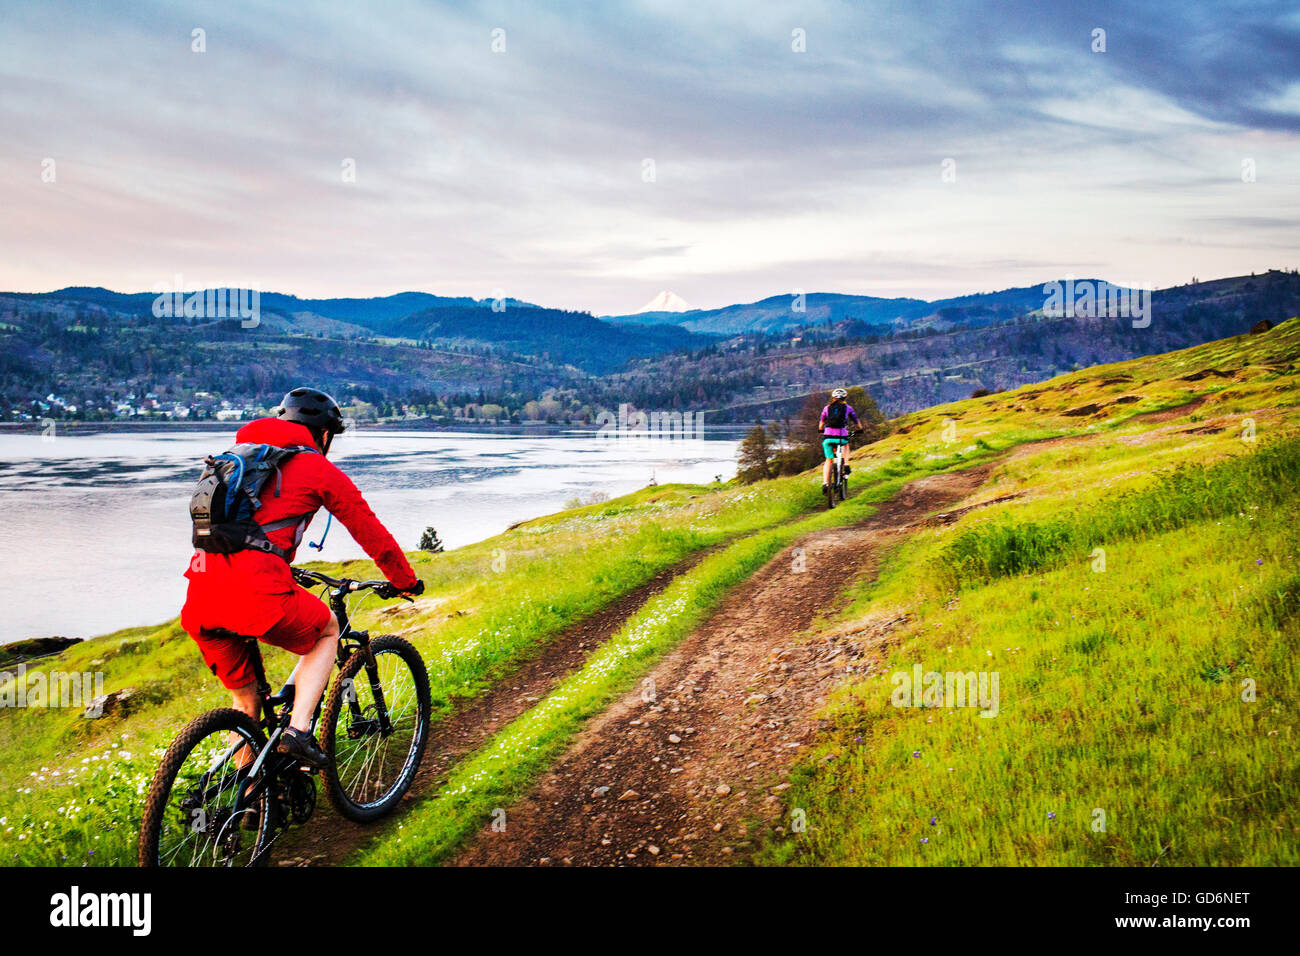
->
[0,286,703,376]
[12,277,1138,345]
[592,270,1300,422]
[2,270,1296,425]
[604,282,1112,335]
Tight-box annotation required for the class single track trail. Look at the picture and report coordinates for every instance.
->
[279,550,711,865]
[453,465,997,866]
[280,464,1000,866]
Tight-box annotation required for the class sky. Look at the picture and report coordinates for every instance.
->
[1,0,1298,315]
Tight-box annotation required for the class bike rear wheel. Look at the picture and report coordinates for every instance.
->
[320,635,431,822]
[138,708,272,867]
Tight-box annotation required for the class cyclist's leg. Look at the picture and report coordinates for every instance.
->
[821,438,836,486]
[257,588,337,735]
[187,628,263,767]
[229,681,261,768]
[230,681,260,719]
[288,611,339,733]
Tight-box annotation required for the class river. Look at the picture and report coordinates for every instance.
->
[0,428,741,643]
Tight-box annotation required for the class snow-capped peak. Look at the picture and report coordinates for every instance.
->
[636,290,692,313]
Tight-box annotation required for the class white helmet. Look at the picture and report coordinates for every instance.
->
[831,388,848,399]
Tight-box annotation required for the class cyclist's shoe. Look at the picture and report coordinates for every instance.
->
[844,465,851,475]
[822,484,829,494]
[277,728,329,769]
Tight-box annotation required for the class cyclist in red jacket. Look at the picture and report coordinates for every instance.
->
[180,388,422,768]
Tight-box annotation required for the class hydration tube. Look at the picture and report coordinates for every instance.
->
[309,512,333,551]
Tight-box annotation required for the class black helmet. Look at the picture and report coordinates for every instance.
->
[276,387,345,440]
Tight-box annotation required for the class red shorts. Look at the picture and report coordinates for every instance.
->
[190,588,331,690]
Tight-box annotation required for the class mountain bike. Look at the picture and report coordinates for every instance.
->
[825,437,852,509]
[138,568,431,867]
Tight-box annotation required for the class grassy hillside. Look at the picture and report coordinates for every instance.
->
[756,321,1300,866]
[1,318,1296,866]
[381,304,707,375]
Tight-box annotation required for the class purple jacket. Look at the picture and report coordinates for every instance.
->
[820,403,859,437]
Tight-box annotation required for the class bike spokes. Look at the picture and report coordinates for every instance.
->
[333,653,418,804]
[156,729,265,867]
[321,635,430,821]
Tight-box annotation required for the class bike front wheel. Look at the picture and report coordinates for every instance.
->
[320,635,431,822]
[138,708,272,867]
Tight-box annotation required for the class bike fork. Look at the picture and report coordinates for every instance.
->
[362,645,394,735]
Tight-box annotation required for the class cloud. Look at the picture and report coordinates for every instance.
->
[0,0,1296,313]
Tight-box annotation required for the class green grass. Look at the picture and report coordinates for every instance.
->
[0,480,812,865]
[359,462,975,865]
[0,454,970,865]
[933,435,1300,589]
[757,427,1300,866]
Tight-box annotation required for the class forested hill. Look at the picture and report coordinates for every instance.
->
[2,270,1297,425]
[0,288,707,421]
[379,304,704,374]
[595,270,1300,421]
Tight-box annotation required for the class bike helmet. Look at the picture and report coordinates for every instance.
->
[831,388,848,399]
[276,387,346,450]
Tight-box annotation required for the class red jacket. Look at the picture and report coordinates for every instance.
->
[181,418,418,637]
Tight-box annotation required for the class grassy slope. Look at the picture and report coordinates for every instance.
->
[362,319,1300,865]
[2,319,1296,865]
[0,479,824,865]
[758,321,1300,866]
[360,459,986,865]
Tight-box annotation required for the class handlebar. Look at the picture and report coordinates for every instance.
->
[292,567,417,601]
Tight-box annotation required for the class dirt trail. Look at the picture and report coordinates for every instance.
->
[453,465,995,866]
[278,551,712,866]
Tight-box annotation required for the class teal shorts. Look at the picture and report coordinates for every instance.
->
[823,437,849,459]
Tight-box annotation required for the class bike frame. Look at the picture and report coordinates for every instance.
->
[823,435,853,508]
[229,577,393,828]
[826,437,849,479]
